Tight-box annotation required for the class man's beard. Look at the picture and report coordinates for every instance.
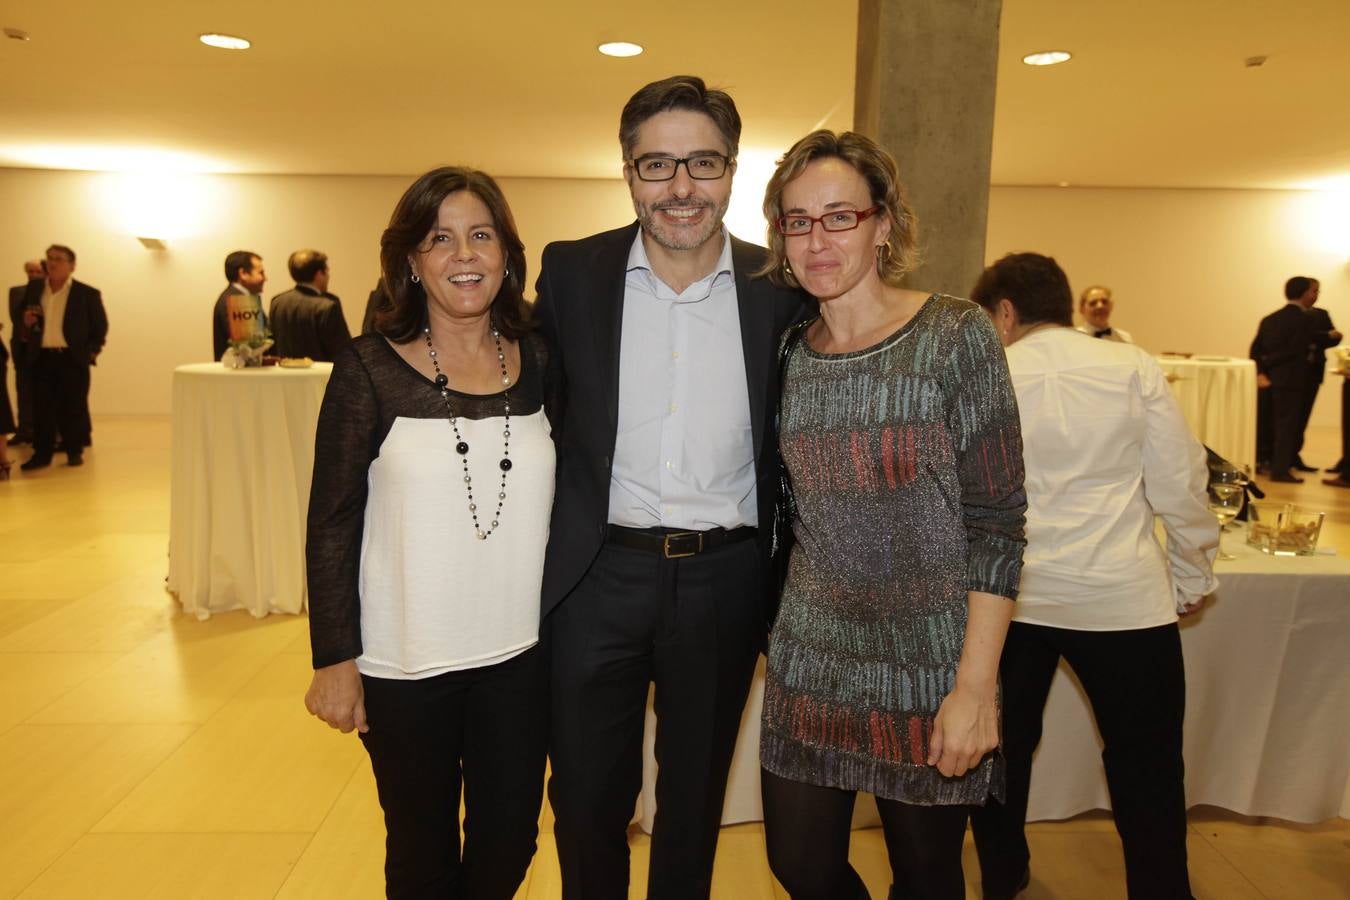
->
[633,196,730,252]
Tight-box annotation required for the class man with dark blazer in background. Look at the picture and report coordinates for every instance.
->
[213,250,266,360]
[20,245,107,470]
[534,76,810,900]
[267,249,351,361]
[7,258,44,443]
[1290,277,1342,470]
[1251,276,1318,482]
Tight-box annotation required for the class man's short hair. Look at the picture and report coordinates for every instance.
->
[618,75,741,160]
[1284,276,1317,300]
[970,252,1075,328]
[225,250,260,283]
[46,244,76,265]
[288,249,329,284]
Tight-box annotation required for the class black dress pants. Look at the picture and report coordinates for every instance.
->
[358,645,548,900]
[32,348,89,459]
[1265,386,1305,476]
[13,350,35,437]
[547,537,762,900]
[970,622,1193,900]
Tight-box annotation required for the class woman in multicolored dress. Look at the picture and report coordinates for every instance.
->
[756,130,1027,899]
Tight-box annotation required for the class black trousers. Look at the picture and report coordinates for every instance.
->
[970,622,1193,900]
[32,348,90,458]
[547,537,762,900]
[13,351,34,437]
[1258,385,1305,476]
[358,645,548,900]
[1338,378,1350,475]
[1292,376,1322,462]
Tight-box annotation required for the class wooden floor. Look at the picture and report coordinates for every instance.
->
[1,417,1347,900]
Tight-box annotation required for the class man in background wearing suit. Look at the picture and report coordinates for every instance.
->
[534,75,809,900]
[7,258,44,443]
[267,249,351,361]
[1251,277,1318,482]
[19,245,107,470]
[213,250,266,360]
[1290,277,1342,471]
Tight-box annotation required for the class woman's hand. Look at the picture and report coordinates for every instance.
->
[304,660,368,733]
[927,682,1000,777]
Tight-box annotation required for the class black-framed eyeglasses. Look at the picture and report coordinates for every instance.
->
[628,153,732,182]
[776,206,883,236]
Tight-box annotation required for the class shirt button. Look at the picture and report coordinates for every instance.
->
[672,351,680,359]
[665,460,672,469]
[669,403,677,413]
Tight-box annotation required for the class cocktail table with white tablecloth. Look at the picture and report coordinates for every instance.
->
[637,540,1350,830]
[1157,355,1257,470]
[167,362,333,619]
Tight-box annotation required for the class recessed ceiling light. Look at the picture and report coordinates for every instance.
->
[1022,50,1071,67]
[598,41,643,58]
[199,33,250,51]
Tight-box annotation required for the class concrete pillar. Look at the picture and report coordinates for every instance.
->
[855,0,1002,298]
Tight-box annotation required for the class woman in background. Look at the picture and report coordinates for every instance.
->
[969,252,1217,900]
[303,167,555,899]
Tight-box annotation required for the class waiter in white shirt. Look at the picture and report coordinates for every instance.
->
[1075,284,1134,343]
[970,253,1216,900]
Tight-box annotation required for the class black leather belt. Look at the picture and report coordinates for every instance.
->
[606,525,757,559]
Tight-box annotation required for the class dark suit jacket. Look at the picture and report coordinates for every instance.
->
[268,284,351,361]
[9,278,43,361]
[20,279,108,364]
[533,222,811,621]
[1251,303,1315,390]
[361,282,389,335]
[213,285,243,361]
[1307,306,1340,385]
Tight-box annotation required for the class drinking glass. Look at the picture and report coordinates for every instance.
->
[1208,481,1245,560]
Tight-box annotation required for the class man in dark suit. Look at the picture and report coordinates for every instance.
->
[534,76,810,900]
[7,258,44,443]
[19,245,107,470]
[213,250,266,360]
[1290,277,1342,470]
[267,249,351,361]
[1251,277,1318,482]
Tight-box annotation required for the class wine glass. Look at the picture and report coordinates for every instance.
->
[1208,481,1245,561]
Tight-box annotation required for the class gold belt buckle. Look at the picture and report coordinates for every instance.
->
[663,531,703,559]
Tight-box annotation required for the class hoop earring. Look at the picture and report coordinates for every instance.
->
[504,267,511,279]
[411,273,421,284]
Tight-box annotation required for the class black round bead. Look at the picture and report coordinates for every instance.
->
[499,458,512,472]
[434,373,448,388]
[456,441,469,455]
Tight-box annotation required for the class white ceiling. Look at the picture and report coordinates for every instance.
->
[1,0,1347,190]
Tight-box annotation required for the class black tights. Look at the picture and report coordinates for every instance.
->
[762,768,970,900]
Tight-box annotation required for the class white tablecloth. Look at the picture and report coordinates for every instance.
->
[1157,356,1257,470]
[166,362,332,619]
[641,540,1350,829]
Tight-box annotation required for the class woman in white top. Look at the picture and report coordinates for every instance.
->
[303,167,556,899]
[968,253,1217,900]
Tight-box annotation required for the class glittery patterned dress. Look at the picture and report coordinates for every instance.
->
[760,294,1027,805]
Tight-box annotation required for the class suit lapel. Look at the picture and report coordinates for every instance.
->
[732,237,773,461]
[590,223,640,432]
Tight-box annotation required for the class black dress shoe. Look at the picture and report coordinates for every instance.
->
[1323,477,1350,489]
[67,454,84,467]
[1268,473,1304,483]
[10,434,31,446]
[1292,463,1318,472]
[983,867,1031,900]
[21,456,52,471]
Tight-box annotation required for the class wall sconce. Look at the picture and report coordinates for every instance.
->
[137,236,167,250]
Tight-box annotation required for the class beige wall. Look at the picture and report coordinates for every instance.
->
[986,186,1349,429]
[2,168,1346,428]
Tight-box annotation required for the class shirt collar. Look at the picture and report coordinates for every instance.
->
[626,227,734,282]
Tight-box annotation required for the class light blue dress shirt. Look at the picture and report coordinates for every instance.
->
[608,230,757,530]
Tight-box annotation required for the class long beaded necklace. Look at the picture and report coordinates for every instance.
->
[424,324,513,540]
